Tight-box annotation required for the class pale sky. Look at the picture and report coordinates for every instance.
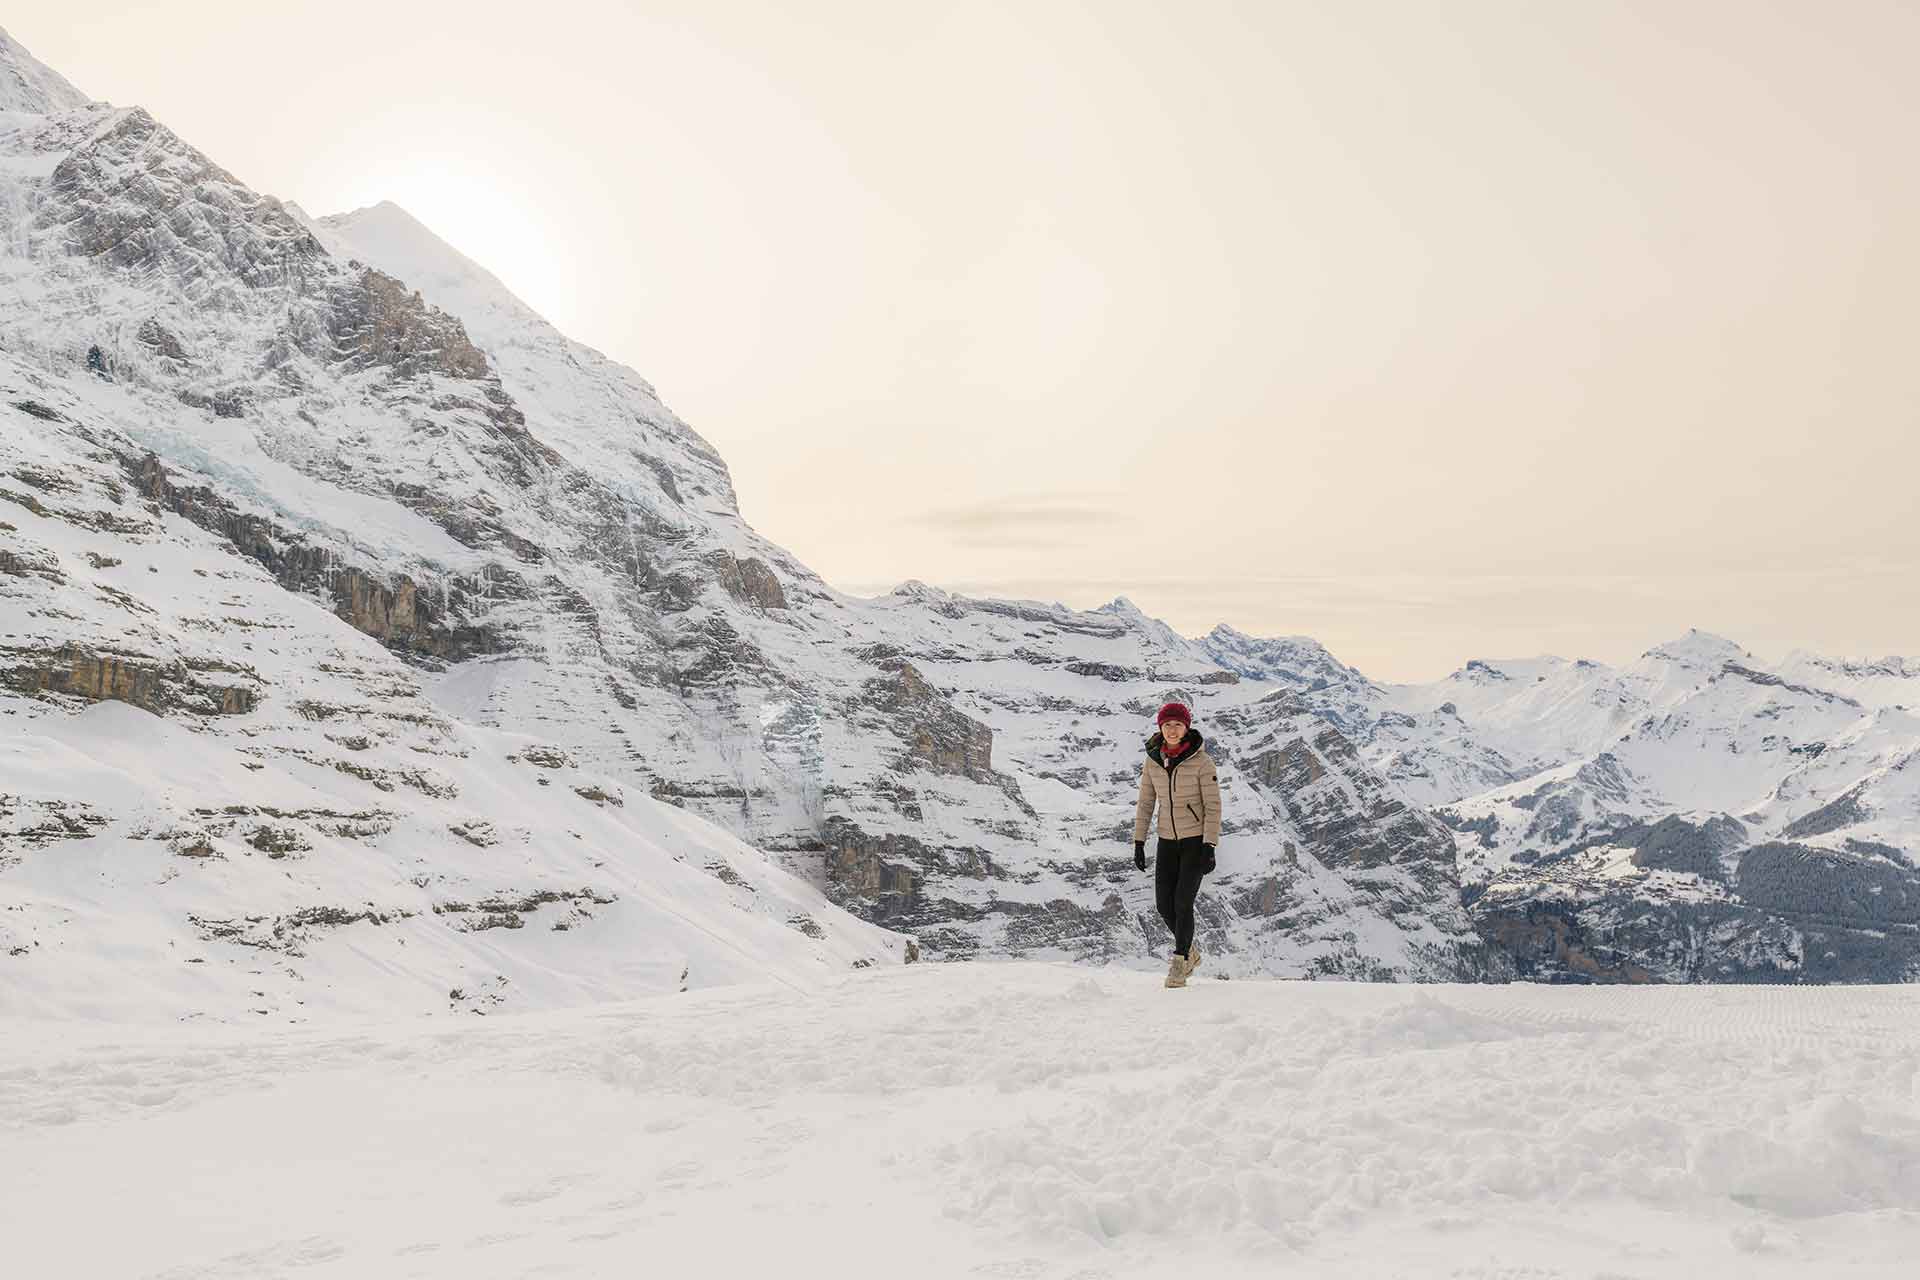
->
[12,1,1919,680]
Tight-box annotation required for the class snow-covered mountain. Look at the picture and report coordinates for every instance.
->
[1389,632,1920,982]
[3,29,1912,1001]
[0,36,905,1021]
[0,30,1508,1020]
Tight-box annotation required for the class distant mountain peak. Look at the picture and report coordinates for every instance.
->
[1643,628,1749,666]
[889,578,951,600]
[322,200,437,242]
[1198,623,1362,687]
[0,27,93,113]
[1092,596,1196,656]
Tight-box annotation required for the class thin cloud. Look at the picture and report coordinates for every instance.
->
[907,495,1127,544]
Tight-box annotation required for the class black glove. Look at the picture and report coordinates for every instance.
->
[1200,842,1216,873]
[1133,841,1146,872]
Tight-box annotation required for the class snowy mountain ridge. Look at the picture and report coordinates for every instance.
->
[1376,632,1920,981]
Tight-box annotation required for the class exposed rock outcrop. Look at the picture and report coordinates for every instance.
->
[127,452,514,663]
[326,268,488,379]
[706,550,787,610]
[865,660,995,780]
[821,817,923,921]
[2,642,257,715]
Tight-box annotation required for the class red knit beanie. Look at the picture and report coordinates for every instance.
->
[1156,701,1191,728]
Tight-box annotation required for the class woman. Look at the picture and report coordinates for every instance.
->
[1132,700,1221,988]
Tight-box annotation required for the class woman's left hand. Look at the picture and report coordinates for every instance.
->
[1200,842,1216,873]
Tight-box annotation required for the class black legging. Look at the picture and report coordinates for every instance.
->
[1154,836,1208,957]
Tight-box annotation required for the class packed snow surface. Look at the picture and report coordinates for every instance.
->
[6,963,1919,1278]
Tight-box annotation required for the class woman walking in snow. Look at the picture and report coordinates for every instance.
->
[1133,701,1221,988]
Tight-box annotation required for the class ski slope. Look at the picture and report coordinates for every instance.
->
[5,962,1918,1278]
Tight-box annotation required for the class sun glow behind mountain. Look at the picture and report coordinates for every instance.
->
[306,120,588,344]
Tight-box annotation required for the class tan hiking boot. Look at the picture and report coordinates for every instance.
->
[1164,952,1189,988]
[1186,946,1202,978]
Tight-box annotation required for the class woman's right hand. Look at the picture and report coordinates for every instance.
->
[1133,840,1146,872]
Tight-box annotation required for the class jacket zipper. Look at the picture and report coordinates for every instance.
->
[1164,752,1185,838]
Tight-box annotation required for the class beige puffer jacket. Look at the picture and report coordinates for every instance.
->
[1133,729,1222,845]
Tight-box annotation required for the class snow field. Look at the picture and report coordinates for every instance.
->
[0,702,905,1022]
[6,963,1920,1277]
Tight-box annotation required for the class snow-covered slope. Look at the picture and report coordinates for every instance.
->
[2,700,904,1021]
[0,27,90,114]
[7,963,1920,1276]
[0,359,905,1021]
